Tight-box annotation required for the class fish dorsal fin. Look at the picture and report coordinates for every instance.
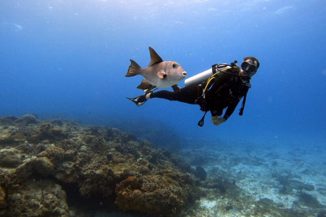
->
[148,47,163,66]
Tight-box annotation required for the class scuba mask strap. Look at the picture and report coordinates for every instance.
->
[198,111,208,127]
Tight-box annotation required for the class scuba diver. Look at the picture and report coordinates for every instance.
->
[128,56,260,127]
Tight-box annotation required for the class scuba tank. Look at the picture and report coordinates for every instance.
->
[184,68,214,87]
[184,61,237,87]
[187,61,239,127]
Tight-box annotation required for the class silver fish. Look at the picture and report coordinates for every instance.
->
[125,47,187,91]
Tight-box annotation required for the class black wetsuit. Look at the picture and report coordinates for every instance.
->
[150,69,251,120]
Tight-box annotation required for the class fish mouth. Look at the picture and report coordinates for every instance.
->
[182,71,187,77]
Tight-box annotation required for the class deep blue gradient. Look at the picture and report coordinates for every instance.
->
[1,0,326,147]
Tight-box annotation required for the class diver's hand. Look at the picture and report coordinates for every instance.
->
[211,116,225,126]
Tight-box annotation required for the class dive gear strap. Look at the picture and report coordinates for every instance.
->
[239,89,248,116]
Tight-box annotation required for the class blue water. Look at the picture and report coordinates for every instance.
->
[1,0,325,146]
[1,1,326,216]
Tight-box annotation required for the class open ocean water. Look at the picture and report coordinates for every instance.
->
[1,0,326,216]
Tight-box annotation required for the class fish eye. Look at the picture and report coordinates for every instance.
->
[172,63,179,68]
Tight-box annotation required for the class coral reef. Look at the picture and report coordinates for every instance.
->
[115,174,190,216]
[179,144,326,217]
[0,115,198,217]
[193,166,207,181]
[2,115,324,217]
[0,186,6,209]
[5,180,69,217]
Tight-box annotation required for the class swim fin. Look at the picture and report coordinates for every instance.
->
[127,95,147,106]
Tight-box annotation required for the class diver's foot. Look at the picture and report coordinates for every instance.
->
[127,95,147,106]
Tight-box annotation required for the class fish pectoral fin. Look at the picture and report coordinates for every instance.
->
[172,84,180,92]
[157,70,167,79]
[137,80,155,90]
[148,47,163,66]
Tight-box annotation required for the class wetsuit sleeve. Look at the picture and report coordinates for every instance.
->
[223,100,240,120]
[223,86,250,120]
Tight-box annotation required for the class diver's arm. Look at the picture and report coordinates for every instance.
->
[223,100,240,120]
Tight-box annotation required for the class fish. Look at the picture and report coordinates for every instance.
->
[125,47,187,92]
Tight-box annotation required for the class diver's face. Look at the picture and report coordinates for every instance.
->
[240,59,258,77]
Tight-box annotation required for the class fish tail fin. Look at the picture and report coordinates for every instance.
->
[125,59,141,77]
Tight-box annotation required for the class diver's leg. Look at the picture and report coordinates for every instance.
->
[149,85,199,104]
[128,85,200,106]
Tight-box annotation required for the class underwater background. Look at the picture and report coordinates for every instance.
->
[1,0,326,216]
[1,0,326,143]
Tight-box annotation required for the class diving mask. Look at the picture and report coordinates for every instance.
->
[241,61,257,76]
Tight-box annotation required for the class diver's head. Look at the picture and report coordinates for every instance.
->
[240,56,260,77]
